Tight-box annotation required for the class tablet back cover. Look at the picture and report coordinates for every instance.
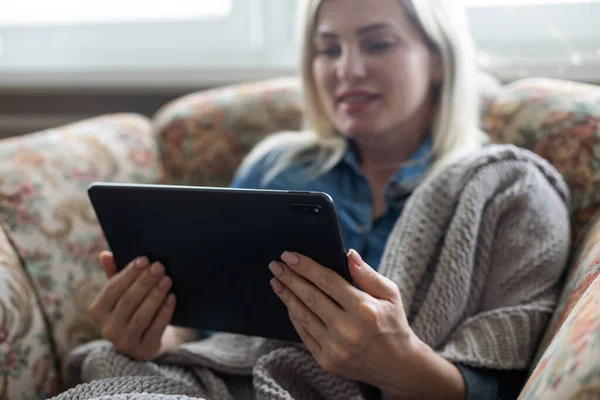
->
[88,183,349,342]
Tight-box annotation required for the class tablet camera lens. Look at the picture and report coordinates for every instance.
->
[290,204,321,215]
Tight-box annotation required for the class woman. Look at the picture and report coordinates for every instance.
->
[85,0,570,399]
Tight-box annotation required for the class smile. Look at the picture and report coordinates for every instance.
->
[337,93,381,113]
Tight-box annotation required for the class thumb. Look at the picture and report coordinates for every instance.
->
[99,251,118,278]
[347,249,398,300]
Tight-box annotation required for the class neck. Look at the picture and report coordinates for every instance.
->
[355,131,426,172]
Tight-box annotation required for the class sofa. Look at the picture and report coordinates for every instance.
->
[0,73,599,400]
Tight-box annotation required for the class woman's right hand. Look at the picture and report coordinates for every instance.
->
[88,251,176,361]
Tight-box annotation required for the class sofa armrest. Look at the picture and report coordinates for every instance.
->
[520,271,600,399]
[0,225,60,399]
[153,77,304,187]
[528,210,600,369]
[0,113,159,386]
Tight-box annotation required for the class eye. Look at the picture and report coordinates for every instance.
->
[364,41,394,54]
[316,45,341,58]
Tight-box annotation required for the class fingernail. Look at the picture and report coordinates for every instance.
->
[158,276,171,290]
[165,293,176,306]
[281,251,299,266]
[271,278,285,294]
[150,262,164,277]
[269,261,284,277]
[350,249,363,267]
[135,256,149,269]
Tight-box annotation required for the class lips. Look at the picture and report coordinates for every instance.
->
[336,91,380,113]
[340,94,377,103]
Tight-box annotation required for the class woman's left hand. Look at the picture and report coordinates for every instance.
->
[268,249,418,392]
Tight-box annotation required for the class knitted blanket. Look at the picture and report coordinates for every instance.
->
[53,144,571,400]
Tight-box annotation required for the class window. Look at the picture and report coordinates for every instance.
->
[0,1,233,25]
[466,0,597,5]
[0,0,298,87]
[465,0,600,82]
[1,0,598,87]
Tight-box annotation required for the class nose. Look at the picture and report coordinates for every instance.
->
[336,46,367,82]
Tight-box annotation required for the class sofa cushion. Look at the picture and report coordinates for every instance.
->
[0,113,159,390]
[483,77,600,236]
[153,77,304,187]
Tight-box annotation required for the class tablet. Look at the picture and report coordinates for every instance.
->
[87,182,350,342]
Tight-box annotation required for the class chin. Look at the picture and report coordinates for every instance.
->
[336,120,387,140]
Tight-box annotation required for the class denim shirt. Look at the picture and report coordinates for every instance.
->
[228,137,526,400]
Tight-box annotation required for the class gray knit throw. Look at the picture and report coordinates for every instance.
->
[54,144,571,400]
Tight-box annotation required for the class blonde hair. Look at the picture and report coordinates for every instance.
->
[238,0,487,184]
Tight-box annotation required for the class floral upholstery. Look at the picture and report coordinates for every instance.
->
[0,227,59,398]
[153,77,305,187]
[530,211,600,365]
[483,77,600,237]
[1,72,600,399]
[0,114,160,399]
[519,273,600,399]
[518,208,600,399]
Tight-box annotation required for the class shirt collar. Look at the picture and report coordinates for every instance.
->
[341,136,434,207]
[390,136,434,191]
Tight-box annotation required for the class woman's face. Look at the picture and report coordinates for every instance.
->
[312,0,441,141]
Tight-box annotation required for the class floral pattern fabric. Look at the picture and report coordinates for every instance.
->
[483,77,600,237]
[153,77,305,187]
[0,226,59,399]
[530,211,600,366]
[0,113,159,399]
[519,274,600,399]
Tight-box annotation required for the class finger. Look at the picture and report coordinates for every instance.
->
[100,251,118,278]
[290,314,322,357]
[270,261,342,326]
[271,277,328,342]
[88,256,150,323]
[141,294,176,354]
[347,249,399,300]
[125,275,172,339]
[112,262,166,328]
[280,251,362,310]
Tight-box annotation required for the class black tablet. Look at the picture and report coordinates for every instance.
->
[87,182,350,342]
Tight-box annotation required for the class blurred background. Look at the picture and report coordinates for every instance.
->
[1,0,599,138]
